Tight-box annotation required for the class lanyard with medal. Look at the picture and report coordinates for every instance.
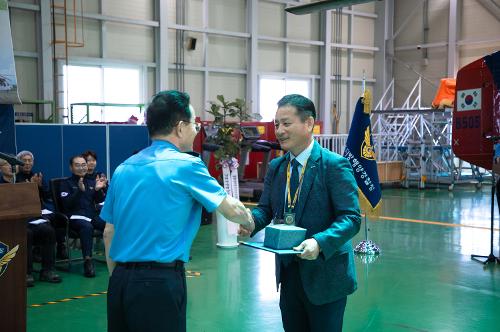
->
[283,159,308,225]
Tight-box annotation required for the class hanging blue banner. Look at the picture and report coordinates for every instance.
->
[344,90,381,213]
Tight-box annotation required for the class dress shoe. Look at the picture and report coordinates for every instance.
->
[56,245,68,260]
[40,270,62,283]
[26,274,35,287]
[83,258,95,278]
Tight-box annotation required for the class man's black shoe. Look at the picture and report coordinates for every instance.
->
[26,274,35,287]
[83,259,95,278]
[40,270,62,283]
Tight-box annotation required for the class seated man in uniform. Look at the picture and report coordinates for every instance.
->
[16,150,68,259]
[0,158,62,287]
[60,155,107,277]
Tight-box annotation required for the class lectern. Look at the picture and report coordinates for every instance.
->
[0,182,40,332]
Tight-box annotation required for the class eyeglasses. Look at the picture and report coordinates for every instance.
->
[73,163,88,169]
[181,121,201,133]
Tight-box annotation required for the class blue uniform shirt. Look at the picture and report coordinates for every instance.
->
[100,140,227,263]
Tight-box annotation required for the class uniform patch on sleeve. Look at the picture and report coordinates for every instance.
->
[60,192,68,197]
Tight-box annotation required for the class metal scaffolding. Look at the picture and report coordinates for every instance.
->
[371,77,488,189]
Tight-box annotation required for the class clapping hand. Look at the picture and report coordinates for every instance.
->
[294,238,321,260]
[77,177,85,191]
[30,172,43,187]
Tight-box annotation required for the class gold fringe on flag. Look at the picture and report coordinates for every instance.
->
[362,89,371,115]
[359,189,382,218]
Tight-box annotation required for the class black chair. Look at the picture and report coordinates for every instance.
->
[49,177,104,271]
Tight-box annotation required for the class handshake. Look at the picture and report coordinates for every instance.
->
[238,208,255,237]
[217,195,255,236]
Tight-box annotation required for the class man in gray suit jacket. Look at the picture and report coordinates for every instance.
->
[240,94,361,332]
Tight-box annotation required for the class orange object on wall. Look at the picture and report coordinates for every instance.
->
[431,78,456,108]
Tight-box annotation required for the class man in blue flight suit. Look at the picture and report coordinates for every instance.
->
[239,94,361,332]
[100,90,253,332]
[60,155,107,277]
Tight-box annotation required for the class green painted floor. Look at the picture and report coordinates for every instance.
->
[27,186,500,332]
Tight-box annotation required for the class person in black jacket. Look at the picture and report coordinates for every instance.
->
[0,158,62,286]
[60,155,107,277]
[16,150,68,259]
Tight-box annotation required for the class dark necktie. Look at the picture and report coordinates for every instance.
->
[290,158,300,202]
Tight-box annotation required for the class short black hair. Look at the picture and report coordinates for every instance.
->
[146,90,192,137]
[82,150,97,161]
[69,155,86,166]
[277,94,316,121]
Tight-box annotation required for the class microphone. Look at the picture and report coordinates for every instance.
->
[0,152,25,166]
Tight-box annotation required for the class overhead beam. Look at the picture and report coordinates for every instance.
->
[285,0,378,15]
[477,0,500,21]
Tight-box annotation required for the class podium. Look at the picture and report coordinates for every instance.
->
[0,182,40,332]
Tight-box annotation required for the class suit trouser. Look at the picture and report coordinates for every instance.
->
[107,264,187,332]
[27,222,56,274]
[279,261,347,332]
[69,217,105,257]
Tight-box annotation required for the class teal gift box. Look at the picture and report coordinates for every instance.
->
[264,224,307,250]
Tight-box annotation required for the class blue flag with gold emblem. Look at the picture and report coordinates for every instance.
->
[344,90,381,213]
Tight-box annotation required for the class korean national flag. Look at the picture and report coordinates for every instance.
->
[457,88,481,112]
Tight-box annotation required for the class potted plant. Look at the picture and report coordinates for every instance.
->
[206,95,256,162]
[205,95,260,247]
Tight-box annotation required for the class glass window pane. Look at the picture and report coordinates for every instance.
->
[103,67,142,122]
[64,65,102,123]
[259,78,285,122]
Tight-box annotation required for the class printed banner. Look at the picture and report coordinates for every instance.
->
[0,0,21,104]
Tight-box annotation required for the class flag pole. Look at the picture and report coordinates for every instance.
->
[362,69,366,94]
[364,213,368,242]
[354,212,381,258]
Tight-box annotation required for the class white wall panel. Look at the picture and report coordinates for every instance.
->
[67,19,101,58]
[287,12,320,40]
[104,0,154,21]
[461,0,500,41]
[10,9,36,52]
[208,72,245,109]
[186,0,204,27]
[289,45,319,75]
[352,16,374,46]
[106,23,154,62]
[258,41,284,72]
[208,0,246,32]
[352,51,374,78]
[14,57,38,101]
[207,35,247,69]
[258,1,284,37]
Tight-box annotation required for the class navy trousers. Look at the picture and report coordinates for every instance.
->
[279,261,347,332]
[107,264,187,332]
[69,217,105,258]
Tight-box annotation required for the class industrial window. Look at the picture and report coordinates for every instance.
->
[63,65,143,123]
[259,77,311,122]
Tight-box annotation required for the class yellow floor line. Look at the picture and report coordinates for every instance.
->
[29,291,107,308]
[376,215,499,231]
[30,271,202,308]
[245,203,498,231]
